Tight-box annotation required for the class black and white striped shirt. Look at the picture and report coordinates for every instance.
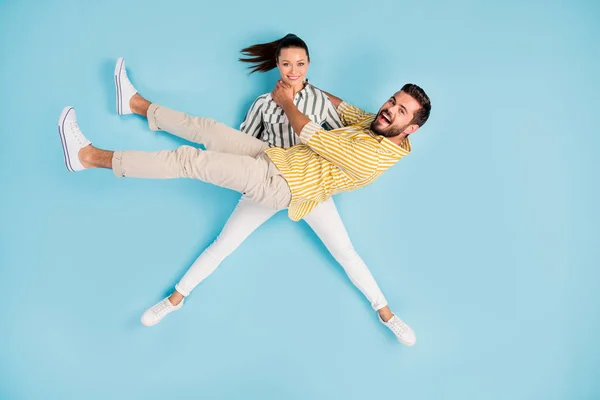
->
[240,82,343,148]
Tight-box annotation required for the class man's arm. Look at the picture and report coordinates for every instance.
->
[272,80,310,136]
[280,99,311,138]
[309,85,370,127]
[271,81,379,180]
[299,123,380,181]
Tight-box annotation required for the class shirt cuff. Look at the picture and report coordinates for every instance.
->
[299,121,323,143]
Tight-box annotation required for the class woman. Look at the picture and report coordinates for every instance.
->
[140,34,416,346]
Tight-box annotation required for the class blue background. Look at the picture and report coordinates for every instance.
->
[1,0,599,399]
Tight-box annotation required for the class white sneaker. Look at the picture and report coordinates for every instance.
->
[57,107,91,172]
[380,315,417,346]
[141,297,184,326]
[114,57,138,115]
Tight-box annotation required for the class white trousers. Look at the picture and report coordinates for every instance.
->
[175,197,388,311]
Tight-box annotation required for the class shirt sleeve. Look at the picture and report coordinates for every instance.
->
[240,96,265,138]
[337,101,373,127]
[299,122,379,181]
[323,94,344,130]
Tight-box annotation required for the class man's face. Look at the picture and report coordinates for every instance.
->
[371,91,422,138]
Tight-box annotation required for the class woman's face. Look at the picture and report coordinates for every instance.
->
[277,47,310,87]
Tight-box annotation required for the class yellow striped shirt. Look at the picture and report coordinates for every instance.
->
[265,101,411,221]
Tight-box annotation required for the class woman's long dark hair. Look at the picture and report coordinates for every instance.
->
[239,33,310,74]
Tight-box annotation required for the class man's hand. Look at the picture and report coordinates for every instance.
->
[271,80,295,107]
[270,80,311,137]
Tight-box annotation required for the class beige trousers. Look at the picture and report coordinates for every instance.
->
[111,104,291,210]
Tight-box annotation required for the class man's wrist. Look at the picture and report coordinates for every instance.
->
[280,98,296,112]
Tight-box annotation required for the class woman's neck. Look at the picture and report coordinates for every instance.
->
[292,80,307,96]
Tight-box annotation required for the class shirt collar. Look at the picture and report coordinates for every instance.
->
[295,78,311,98]
[366,125,412,154]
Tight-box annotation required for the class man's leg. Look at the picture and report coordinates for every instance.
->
[80,144,289,209]
[60,104,290,210]
[141,196,278,326]
[302,198,417,346]
[115,58,267,157]
[144,100,269,157]
[58,106,289,209]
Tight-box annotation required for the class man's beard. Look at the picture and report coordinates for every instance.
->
[370,117,408,138]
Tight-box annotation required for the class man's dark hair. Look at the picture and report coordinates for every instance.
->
[402,83,431,127]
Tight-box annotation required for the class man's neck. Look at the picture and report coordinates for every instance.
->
[387,133,409,147]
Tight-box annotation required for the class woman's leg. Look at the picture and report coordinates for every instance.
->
[303,198,388,312]
[303,198,417,345]
[141,196,278,326]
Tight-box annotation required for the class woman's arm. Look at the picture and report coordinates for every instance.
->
[316,87,343,109]
[311,86,369,126]
[321,91,344,130]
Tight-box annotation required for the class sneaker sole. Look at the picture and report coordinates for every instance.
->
[57,106,75,172]
[114,57,125,115]
[141,315,161,327]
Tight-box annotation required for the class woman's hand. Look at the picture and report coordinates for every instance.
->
[271,80,294,107]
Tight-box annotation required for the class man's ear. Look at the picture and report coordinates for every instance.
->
[404,124,420,136]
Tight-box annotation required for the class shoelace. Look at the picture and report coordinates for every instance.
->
[388,317,410,336]
[151,300,173,318]
[69,121,87,146]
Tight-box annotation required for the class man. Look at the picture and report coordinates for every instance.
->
[58,58,431,345]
